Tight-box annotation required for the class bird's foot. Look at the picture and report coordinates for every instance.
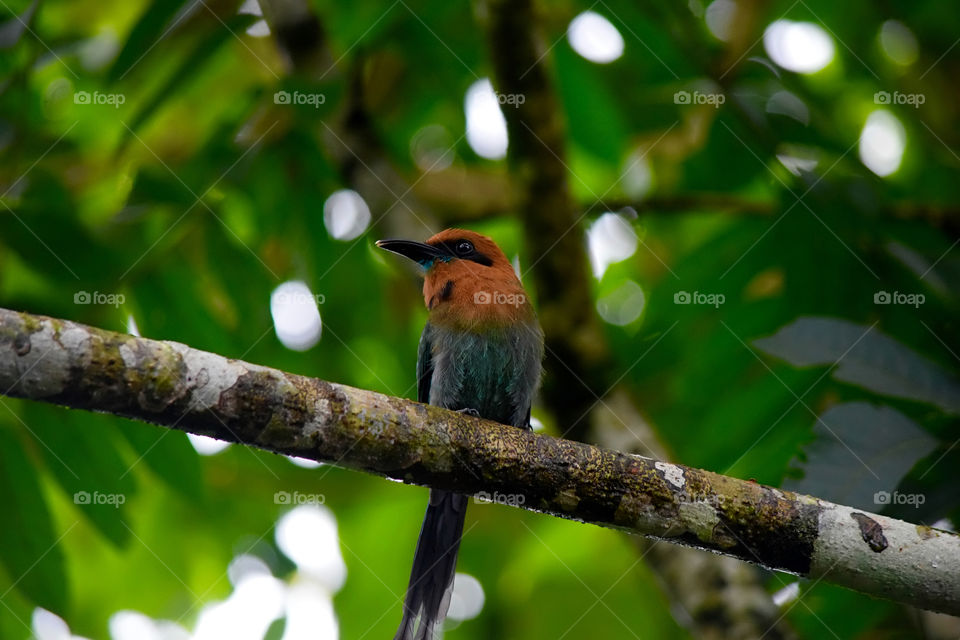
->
[456,408,481,417]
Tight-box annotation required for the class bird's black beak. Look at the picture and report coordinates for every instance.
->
[376,239,446,267]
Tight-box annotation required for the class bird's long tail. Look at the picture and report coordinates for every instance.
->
[394,489,468,640]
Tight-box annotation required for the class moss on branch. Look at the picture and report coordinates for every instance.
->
[1,307,959,615]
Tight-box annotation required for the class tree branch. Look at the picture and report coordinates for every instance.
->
[591,391,795,640]
[1,307,958,616]
[477,4,800,637]
[479,0,611,444]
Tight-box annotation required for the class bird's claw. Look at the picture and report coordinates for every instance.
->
[456,408,481,417]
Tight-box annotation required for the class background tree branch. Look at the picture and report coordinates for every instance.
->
[2,307,958,617]
[479,0,612,445]
[477,2,803,637]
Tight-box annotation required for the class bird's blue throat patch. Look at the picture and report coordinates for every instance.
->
[418,255,453,269]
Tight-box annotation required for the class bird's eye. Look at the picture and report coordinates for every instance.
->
[455,241,474,255]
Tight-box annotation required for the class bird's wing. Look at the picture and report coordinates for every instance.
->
[416,322,434,405]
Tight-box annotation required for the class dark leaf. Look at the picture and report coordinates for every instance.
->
[754,317,960,414]
[783,402,938,510]
[24,405,137,548]
[0,427,68,612]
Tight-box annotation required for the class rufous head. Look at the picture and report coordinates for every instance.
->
[377,229,535,330]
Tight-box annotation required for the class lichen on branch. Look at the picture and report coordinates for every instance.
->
[1,307,958,616]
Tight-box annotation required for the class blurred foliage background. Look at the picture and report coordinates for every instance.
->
[0,0,958,638]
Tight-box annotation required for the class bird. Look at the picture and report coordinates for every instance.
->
[377,228,543,640]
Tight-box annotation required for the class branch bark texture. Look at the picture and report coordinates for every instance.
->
[1,307,958,615]
[480,0,611,444]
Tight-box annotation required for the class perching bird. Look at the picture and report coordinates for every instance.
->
[377,229,543,640]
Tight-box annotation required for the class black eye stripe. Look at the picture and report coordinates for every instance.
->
[428,239,493,266]
[438,239,472,255]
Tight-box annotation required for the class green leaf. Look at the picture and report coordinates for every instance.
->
[123,13,258,134]
[108,0,190,82]
[118,421,203,501]
[264,616,286,640]
[754,317,960,414]
[1,172,120,284]
[0,428,68,613]
[23,405,137,548]
[887,445,960,523]
[783,402,938,510]
[0,0,38,49]
[555,45,630,163]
